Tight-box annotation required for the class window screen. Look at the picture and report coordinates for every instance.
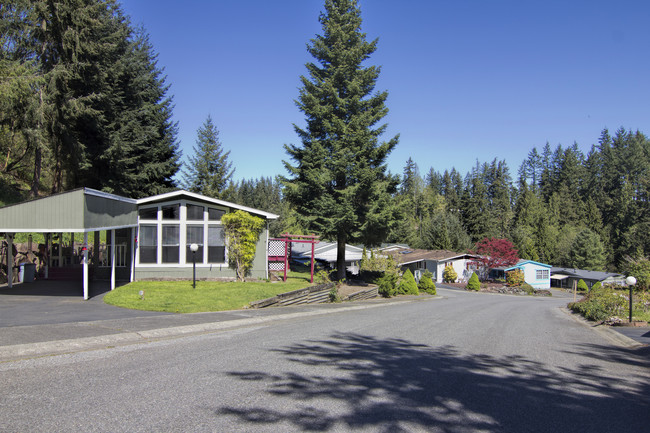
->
[186,204,204,221]
[139,225,157,264]
[162,204,180,220]
[139,207,157,220]
[186,225,204,264]
[162,225,179,263]
[208,208,226,221]
[208,226,225,263]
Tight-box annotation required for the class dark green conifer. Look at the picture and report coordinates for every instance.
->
[283,0,399,280]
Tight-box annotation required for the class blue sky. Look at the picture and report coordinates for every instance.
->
[120,0,650,183]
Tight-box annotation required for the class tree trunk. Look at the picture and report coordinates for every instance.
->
[336,233,346,281]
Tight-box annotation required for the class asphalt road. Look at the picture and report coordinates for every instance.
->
[1,288,648,432]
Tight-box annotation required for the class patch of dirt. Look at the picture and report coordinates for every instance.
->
[336,283,375,298]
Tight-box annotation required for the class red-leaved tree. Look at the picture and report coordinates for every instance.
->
[472,238,520,280]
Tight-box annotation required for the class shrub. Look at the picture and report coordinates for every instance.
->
[418,270,436,295]
[521,283,535,295]
[590,281,602,293]
[377,273,398,298]
[569,285,628,322]
[506,269,525,287]
[577,279,588,292]
[397,269,419,295]
[466,272,480,291]
[329,287,341,303]
[443,265,457,283]
[315,269,331,284]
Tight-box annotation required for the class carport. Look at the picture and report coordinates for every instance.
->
[0,188,138,299]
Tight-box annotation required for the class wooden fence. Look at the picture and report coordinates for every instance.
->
[343,287,379,301]
[250,282,335,308]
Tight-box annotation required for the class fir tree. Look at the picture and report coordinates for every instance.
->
[283,0,399,280]
[182,116,233,198]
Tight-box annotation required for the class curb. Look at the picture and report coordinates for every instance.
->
[0,300,417,362]
[559,307,644,349]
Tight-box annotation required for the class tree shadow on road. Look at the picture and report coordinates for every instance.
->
[216,332,650,432]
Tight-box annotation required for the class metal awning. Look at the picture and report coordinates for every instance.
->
[1,188,138,299]
[550,274,569,280]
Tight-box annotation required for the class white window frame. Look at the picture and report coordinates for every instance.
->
[136,199,229,267]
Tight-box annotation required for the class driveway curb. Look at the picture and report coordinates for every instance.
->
[559,307,644,348]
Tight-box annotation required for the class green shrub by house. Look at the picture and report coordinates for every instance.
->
[506,269,525,287]
[521,283,535,295]
[377,273,398,298]
[418,270,436,295]
[466,272,480,291]
[590,281,602,293]
[443,265,457,283]
[397,269,419,295]
[577,279,588,292]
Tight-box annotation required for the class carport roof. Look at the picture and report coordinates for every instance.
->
[0,188,137,233]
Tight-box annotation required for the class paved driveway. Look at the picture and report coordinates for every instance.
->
[0,280,170,327]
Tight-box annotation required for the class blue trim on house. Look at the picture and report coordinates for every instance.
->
[504,260,551,271]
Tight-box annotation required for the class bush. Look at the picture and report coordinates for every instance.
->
[329,287,341,303]
[466,272,480,291]
[521,283,535,295]
[590,281,602,293]
[577,279,588,292]
[506,269,525,287]
[397,269,419,295]
[377,273,398,298]
[443,265,457,283]
[418,270,436,295]
[569,285,629,322]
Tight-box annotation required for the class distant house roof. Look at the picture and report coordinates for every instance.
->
[137,190,279,220]
[551,267,625,282]
[292,241,363,263]
[504,260,552,271]
[385,248,480,266]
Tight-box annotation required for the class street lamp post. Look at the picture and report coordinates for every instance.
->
[626,276,637,324]
[190,243,199,289]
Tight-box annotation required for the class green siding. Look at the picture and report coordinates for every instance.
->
[0,189,137,233]
[84,195,137,230]
[0,189,85,231]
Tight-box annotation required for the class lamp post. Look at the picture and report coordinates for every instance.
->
[626,276,636,324]
[190,243,199,288]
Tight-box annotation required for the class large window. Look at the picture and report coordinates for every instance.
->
[162,225,179,263]
[536,269,549,280]
[186,225,204,264]
[139,225,157,264]
[208,226,225,263]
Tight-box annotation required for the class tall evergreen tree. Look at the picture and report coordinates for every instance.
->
[282,0,399,279]
[182,115,233,198]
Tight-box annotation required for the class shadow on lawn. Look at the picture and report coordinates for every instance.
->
[216,332,649,432]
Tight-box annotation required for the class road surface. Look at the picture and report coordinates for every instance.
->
[1,288,648,432]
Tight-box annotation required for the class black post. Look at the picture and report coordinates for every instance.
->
[192,250,196,289]
[629,286,633,324]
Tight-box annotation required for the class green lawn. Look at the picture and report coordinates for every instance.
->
[103,270,314,313]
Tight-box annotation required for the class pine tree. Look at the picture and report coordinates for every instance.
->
[182,116,233,198]
[283,0,399,280]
